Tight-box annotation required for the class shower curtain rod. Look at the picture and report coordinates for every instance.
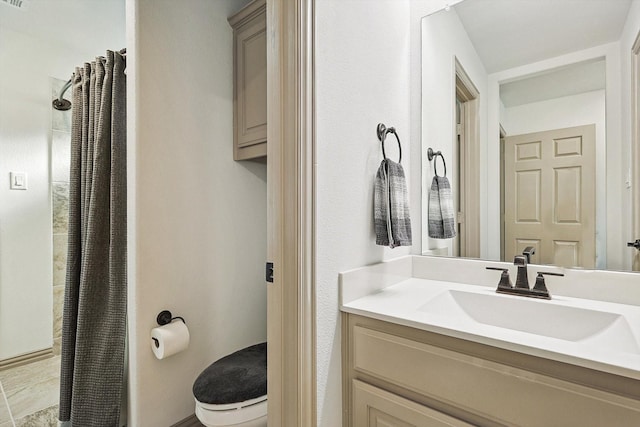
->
[53,49,126,106]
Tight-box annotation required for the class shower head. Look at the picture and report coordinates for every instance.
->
[52,78,72,111]
[52,98,71,111]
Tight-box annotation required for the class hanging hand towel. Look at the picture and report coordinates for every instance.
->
[374,159,412,248]
[428,175,457,239]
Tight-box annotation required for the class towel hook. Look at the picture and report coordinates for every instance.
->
[377,123,402,163]
[427,147,447,177]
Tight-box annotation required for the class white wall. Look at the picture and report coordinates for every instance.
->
[0,6,125,360]
[315,1,413,425]
[0,26,52,360]
[420,7,488,255]
[313,2,467,423]
[502,90,607,268]
[619,0,640,271]
[127,0,266,425]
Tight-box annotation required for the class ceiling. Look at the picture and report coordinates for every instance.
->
[454,0,633,74]
[447,0,631,106]
[0,0,125,56]
[499,59,606,107]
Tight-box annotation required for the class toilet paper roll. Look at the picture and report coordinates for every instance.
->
[151,320,190,360]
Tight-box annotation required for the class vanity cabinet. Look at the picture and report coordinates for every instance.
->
[228,0,267,161]
[343,313,640,427]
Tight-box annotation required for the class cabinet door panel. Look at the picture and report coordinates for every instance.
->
[352,324,640,427]
[354,380,473,427]
[229,0,267,161]
[237,19,267,146]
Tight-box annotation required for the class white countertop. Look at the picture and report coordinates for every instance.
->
[340,256,640,380]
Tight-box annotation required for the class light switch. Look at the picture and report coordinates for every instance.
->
[10,172,27,190]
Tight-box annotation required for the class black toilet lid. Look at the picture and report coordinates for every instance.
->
[193,342,267,405]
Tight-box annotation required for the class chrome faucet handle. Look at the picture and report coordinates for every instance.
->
[532,271,564,300]
[486,267,513,290]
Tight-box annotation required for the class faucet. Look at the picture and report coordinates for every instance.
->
[522,246,535,263]
[486,256,564,300]
[513,255,530,290]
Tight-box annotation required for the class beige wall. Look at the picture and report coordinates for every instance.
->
[127,0,265,425]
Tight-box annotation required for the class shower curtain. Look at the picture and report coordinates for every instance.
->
[59,50,127,427]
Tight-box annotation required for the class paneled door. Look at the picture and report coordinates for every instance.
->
[504,125,596,268]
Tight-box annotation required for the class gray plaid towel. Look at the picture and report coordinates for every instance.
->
[428,175,457,239]
[374,159,412,248]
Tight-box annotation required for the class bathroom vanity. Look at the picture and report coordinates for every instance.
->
[341,256,640,426]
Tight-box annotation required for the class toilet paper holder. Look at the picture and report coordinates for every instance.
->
[152,310,186,348]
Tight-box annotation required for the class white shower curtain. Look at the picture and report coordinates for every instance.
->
[59,49,127,427]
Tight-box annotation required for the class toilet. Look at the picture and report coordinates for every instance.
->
[193,342,267,427]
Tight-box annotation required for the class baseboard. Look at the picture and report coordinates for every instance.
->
[170,414,203,427]
[0,348,53,371]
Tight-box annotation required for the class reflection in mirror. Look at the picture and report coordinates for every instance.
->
[421,0,640,272]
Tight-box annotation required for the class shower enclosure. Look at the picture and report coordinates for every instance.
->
[0,1,125,426]
[0,76,71,427]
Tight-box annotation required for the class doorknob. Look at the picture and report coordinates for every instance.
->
[627,239,640,250]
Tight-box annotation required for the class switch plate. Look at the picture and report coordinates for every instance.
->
[10,172,27,190]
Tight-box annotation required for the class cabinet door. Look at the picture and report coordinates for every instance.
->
[233,3,267,160]
[353,380,472,427]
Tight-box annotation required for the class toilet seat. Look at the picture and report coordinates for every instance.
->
[193,342,268,426]
[195,395,267,426]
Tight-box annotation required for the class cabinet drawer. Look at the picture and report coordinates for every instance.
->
[352,324,640,427]
[354,379,473,426]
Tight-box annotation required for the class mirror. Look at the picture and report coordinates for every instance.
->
[421,0,639,271]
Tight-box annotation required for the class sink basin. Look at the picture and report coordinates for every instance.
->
[418,290,640,354]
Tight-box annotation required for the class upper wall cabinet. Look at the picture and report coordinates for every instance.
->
[229,0,267,161]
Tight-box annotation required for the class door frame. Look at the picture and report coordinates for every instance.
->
[632,31,640,271]
[499,125,506,261]
[266,0,316,426]
[454,59,481,258]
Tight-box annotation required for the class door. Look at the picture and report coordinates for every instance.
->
[504,125,596,268]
